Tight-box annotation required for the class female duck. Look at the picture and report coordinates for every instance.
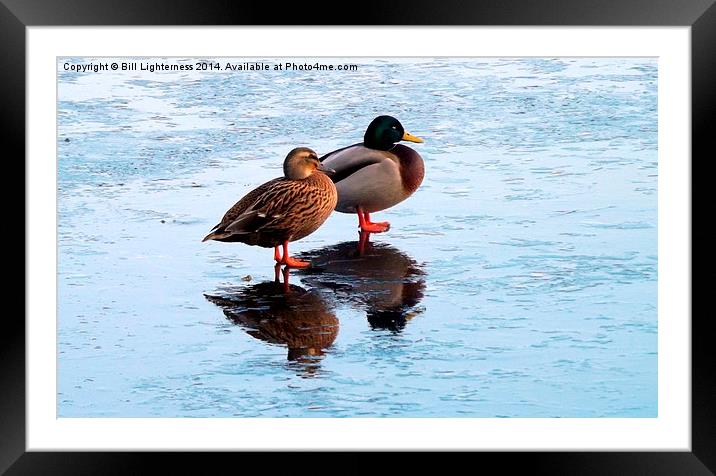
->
[320,115,424,233]
[203,147,337,268]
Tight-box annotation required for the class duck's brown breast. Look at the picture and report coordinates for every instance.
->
[392,144,424,194]
[289,171,338,241]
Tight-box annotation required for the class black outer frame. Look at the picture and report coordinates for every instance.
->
[4,0,713,473]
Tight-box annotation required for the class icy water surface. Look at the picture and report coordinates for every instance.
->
[58,57,657,417]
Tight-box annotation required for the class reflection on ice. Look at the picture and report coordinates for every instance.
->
[204,237,426,376]
[205,280,338,377]
[298,235,426,332]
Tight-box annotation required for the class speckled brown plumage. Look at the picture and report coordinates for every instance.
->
[203,148,337,249]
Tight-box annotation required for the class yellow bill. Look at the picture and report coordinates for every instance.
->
[402,131,424,143]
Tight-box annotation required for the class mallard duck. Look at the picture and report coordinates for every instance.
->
[320,115,424,233]
[202,147,337,268]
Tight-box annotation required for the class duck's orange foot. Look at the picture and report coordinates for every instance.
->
[275,241,310,268]
[360,222,390,233]
[282,257,311,268]
[358,210,390,233]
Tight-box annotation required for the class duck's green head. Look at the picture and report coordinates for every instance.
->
[363,115,424,150]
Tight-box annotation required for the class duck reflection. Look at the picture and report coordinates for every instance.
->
[297,234,426,332]
[205,278,338,376]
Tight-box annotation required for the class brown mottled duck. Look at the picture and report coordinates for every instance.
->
[203,147,337,268]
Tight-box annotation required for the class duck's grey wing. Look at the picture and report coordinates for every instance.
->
[319,144,390,184]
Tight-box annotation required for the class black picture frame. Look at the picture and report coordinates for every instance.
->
[6,0,712,473]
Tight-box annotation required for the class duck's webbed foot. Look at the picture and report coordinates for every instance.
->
[276,241,311,268]
[282,257,310,268]
[358,209,390,233]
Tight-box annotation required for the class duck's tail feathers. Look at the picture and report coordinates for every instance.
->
[202,231,230,242]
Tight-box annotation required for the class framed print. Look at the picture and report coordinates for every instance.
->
[7,0,713,472]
